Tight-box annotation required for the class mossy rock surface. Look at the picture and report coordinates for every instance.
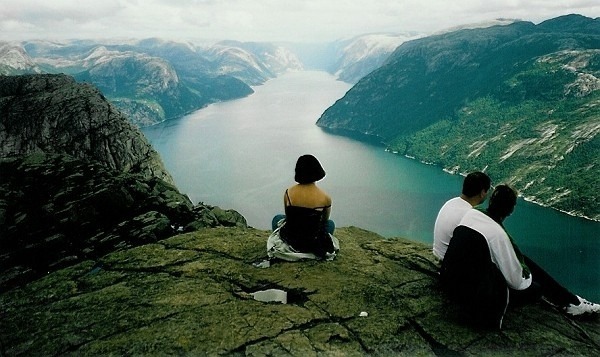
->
[1,226,598,355]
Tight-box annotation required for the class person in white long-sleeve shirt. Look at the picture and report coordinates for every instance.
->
[440,184,599,329]
[458,207,532,290]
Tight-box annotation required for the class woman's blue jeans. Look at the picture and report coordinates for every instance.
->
[272,214,335,234]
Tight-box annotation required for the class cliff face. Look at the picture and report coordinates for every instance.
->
[0,74,247,291]
[0,74,173,183]
[1,227,598,355]
[0,152,246,291]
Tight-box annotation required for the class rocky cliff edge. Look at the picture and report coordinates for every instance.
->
[0,74,173,183]
[0,74,249,292]
[1,226,598,356]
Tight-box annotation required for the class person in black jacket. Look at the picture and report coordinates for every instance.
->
[440,185,599,329]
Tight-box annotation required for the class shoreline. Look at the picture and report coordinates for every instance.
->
[315,126,598,223]
[386,149,600,223]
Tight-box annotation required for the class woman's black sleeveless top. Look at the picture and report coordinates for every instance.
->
[280,190,334,258]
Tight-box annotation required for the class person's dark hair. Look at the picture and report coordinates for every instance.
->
[462,171,491,197]
[488,185,518,219]
[295,154,326,184]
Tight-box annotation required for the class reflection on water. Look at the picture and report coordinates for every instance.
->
[143,70,599,301]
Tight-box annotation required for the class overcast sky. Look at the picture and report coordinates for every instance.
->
[1,0,599,44]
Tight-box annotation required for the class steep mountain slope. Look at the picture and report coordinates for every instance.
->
[14,38,307,126]
[329,33,424,83]
[0,74,246,290]
[13,39,258,126]
[72,46,251,126]
[0,73,172,182]
[317,14,600,219]
[132,38,214,76]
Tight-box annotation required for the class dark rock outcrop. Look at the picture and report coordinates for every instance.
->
[0,74,247,292]
[1,227,598,355]
[0,152,246,292]
[0,73,173,183]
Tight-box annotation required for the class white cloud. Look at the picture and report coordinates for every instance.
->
[0,0,599,43]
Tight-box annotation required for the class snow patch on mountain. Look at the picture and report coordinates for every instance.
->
[332,32,425,83]
[206,44,271,85]
[261,46,303,73]
[0,42,41,74]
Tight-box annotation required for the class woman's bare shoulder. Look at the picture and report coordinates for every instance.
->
[315,186,332,205]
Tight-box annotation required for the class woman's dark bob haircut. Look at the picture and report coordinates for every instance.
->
[294,154,326,184]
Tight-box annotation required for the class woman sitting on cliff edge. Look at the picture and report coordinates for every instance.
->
[267,154,339,261]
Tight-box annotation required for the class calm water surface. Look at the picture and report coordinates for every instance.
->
[143,71,599,301]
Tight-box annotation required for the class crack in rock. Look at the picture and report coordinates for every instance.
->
[409,318,463,356]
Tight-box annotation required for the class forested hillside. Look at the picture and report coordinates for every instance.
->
[317,14,600,220]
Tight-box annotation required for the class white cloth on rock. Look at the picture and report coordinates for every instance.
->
[267,223,339,261]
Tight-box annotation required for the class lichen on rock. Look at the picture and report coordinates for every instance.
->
[0,153,247,291]
[1,226,598,355]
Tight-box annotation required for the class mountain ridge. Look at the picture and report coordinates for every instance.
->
[316,14,600,220]
[1,33,425,127]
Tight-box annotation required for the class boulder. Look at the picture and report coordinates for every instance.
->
[1,226,597,355]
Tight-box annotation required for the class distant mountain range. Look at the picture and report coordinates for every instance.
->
[1,39,303,126]
[317,14,600,220]
[327,33,425,83]
[1,33,424,126]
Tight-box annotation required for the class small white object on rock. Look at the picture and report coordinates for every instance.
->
[252,260,271,268]
[251,289,287,304]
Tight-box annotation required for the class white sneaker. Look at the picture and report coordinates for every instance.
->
[564,295,600,316]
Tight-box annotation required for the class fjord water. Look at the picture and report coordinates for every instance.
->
[142,71,599,301]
